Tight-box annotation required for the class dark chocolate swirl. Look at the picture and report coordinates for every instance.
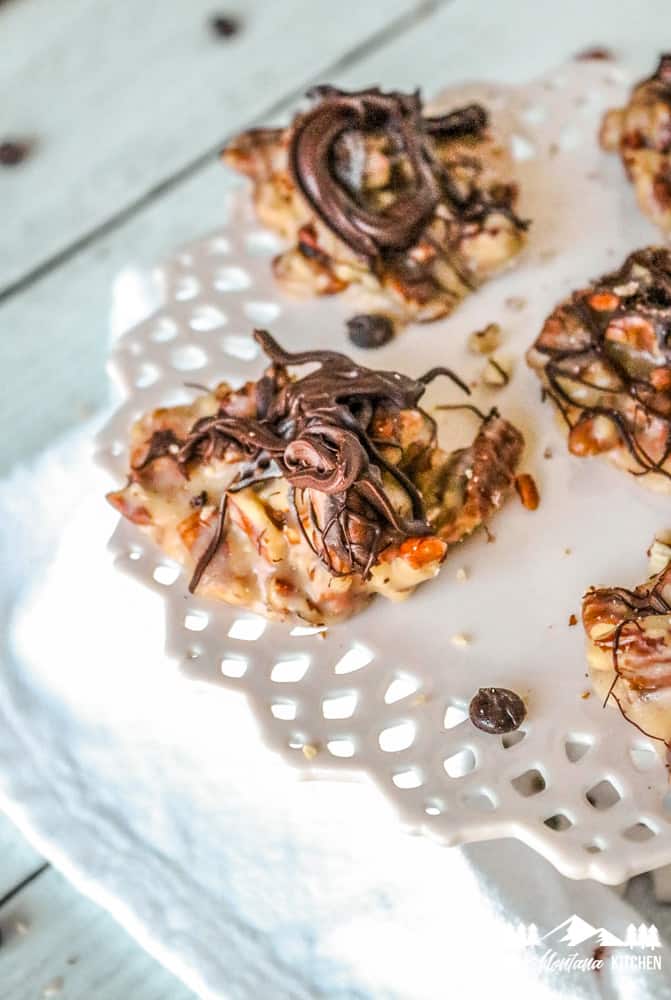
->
[135,330,469,588]
[288,86,489,262]
[282,422,366,493]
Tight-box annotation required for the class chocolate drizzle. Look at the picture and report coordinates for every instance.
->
[135,330,470,590]
[288,86,495,263]
[534,247,671,480]
[584,575,671,748]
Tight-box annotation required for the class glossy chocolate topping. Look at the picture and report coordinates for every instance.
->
[134,330,469,589]
[468,687,526,734]
[288,86,489,262]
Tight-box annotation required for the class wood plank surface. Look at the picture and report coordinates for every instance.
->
[0,0,447,474]
[0,813,43,901]
[0,0,421,294]
[1,0,667,474]
[2,0,671,995]
[0,865,196,999]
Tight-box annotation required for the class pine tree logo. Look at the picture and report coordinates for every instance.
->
[624,923,662,949]
[513,923,540,947]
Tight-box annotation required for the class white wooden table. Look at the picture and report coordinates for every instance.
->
[2,0,671,994]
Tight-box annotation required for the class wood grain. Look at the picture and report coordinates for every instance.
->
[1,0,667,473]
[1,1,670,995]
[0,814,43,901]
[0,865,196,999]
[0,0,418,294]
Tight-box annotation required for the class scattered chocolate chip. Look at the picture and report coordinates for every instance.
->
[190,490,208,508]
[0,140,30,167]
[346,313,395,349]
[210,14,241,38]
[469,687,526,734]
[543,445,553,459]
[575,46,614,61]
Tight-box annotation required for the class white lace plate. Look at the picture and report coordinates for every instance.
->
[96,61,671,884]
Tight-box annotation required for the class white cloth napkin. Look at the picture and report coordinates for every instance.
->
[0,271,670,1000]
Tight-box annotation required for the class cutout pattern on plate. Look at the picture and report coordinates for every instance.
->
[97,62,671,884]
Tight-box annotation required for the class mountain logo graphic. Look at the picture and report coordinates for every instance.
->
[542,915,625,948]
[514,914,661,950]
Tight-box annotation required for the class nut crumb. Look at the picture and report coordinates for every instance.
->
[455,567,468,582]
[564,547,572,556]
[581,690,591,700]
[648,536,671,575]
[505,295,527,312]
[515,473,540,510]
[302,743,320,761]
[569,613,578,626]
[451,633,471,647]
[543,446,553,460]
[42,980,64,998]
[467,322,501,355]
[482,356,511,388]
[575,45,614,61]
[613,280,639,297]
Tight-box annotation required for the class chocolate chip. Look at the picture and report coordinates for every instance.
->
[210,14,240,38]
[469,687,526,734]
[346,314,394,349]
[0,140,30,167]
